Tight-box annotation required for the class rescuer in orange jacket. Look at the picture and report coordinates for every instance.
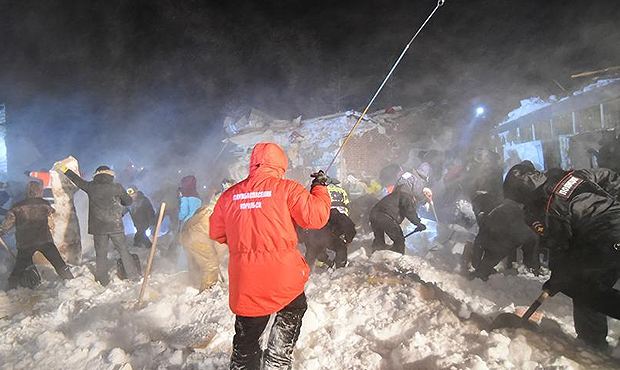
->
[209,142,331,370]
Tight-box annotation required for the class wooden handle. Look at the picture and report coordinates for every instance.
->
[0,236,15,258]
[522,291,550,321]
[137,202,166,306]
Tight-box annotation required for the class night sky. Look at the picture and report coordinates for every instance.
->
[0,0,618,170]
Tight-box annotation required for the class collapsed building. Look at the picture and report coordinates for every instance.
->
[492,78,620,172]
[221,104,449,191]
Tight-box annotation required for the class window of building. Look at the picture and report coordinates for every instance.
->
[552,112,573,135]
[520,123,533,142]
[505,127,519,143]
[604,98,620,128]
[576,105,602,132]
[534,120,553,141]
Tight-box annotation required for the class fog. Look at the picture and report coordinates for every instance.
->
[0,0,618,188]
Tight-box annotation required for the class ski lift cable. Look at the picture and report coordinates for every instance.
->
[325,0,446,173]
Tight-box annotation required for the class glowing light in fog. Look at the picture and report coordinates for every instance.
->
[475,106,485,116]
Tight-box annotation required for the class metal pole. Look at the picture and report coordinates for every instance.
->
[325,0,446,172]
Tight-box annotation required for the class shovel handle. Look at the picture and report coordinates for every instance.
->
[0,236,15,259]
[404,228,423,239]
[522,291,550,321]
[138,202,166,307]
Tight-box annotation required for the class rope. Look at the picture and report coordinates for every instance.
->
[325,0,446,172]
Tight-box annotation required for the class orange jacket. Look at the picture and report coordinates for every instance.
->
[209,143,330,317]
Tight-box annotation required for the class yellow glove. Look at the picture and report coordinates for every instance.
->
[54,163,69,173]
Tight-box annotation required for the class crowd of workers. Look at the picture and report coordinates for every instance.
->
[2,136,620,368]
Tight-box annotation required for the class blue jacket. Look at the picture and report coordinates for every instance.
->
[179,196,202,223]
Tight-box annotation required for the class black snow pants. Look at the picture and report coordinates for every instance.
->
[8,243,73,289]
[133,227,152,248]
[471,231,540,280]
[93,233,139,285]
[569,269,620,348]
[230,292,307,370]
[370,210,405,254]
[305,234,347,269]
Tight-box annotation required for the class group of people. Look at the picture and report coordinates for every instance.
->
[1,163,159,288]
[3,139,620,369]
[451,149,620,351]
[2,162,205,288]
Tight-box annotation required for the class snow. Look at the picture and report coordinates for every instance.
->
[499,78,620,125]
[1,227,620,369]
[572,78,620,96]
[222,107,429,181]
[500,97,551,125]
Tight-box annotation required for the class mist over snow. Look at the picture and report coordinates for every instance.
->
[0,0,620,369]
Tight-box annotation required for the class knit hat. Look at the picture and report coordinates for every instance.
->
[95,165,115,177]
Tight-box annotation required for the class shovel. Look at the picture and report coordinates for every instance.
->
[404,227,425,239]
[491,290,550,331]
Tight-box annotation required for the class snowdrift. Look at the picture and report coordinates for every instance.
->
[1,232,619,369]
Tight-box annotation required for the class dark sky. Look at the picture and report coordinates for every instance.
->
[0,0,618,170]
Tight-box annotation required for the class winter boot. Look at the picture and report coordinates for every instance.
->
[371,239,388,252]
[117,253,142,280]
[230,348,263,370]
[391,241,406,255]
[20,265,41,289]
[262,309,306,370]
[96,275,110,287]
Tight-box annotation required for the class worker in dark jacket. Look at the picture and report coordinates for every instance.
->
[126,185,156,248]
[57,164,139,285]
[465,149,503,202]
[591,132,620,173]
[469,191,540,280]
[504,162,620,349]
[1,181,74,289]
[304,208,356,270]
[369,183,426,254]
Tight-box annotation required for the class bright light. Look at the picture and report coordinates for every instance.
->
[475,106,485,116]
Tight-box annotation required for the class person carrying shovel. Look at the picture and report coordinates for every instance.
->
[502,161,620,350]
[369,175,426,254]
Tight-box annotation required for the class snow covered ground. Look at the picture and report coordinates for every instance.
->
[1,226,620,369]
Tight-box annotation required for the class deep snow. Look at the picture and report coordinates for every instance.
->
[1,227,620,370]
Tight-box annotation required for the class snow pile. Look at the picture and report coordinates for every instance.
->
[499,78,620,125]
[572,78,620,96]
[2,234,620,369]
[500,97,551,124]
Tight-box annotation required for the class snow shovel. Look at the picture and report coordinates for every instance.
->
[137,202,166,308]
[491,290,550,331]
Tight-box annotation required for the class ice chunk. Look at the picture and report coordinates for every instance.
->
[107,348,129,365]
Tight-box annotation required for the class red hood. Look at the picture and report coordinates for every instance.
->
[249,142,288,178]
